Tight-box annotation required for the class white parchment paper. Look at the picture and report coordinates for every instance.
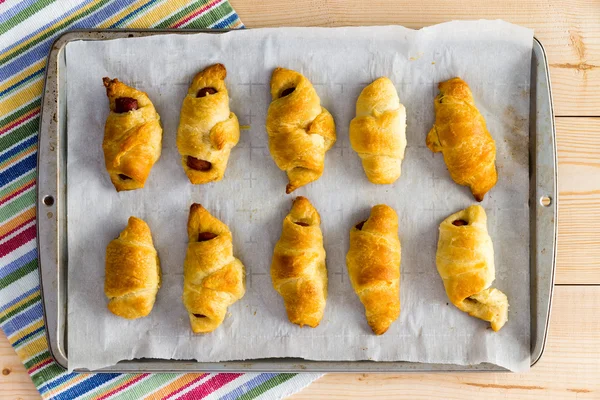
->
[66,21,532,372]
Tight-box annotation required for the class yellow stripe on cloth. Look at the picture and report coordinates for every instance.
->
[0,60,46,95]
[16,335,49,361]
[9,319,44,343]
[97,0,155,28]
[1,1,103,62]
[128,0,193,27]
[0,80,43,116]
[1,292,38,320]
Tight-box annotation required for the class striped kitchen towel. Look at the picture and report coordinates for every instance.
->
[0,0,322,398]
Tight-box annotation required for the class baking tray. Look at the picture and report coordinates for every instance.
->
[37,29,557,373]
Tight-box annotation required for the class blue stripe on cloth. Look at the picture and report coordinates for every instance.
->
[0,285,39,313]
[0,67,44,98]
[52,373,122,399]
[0,248,37,280]
[0,153,37,185]
[2,302,43,335]
[38,372,79,395]
[212,12,238,29]
[0,135,37,163]
[0,0,132,78]
[11,325,44,347]
[220,373,278,400]
[0,0,96,55]
[0,0,39,24]
[108,0,159,28]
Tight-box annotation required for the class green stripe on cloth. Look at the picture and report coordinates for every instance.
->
[24,350,51,369]
[0,101,39,128]
[185,2,237,29]
[108,373,177,400]
[0,117,39,150]
[238,373,298,400]
[0,293,40,324]
[0,259,38,289]
[0,0,55,33]
[0,171,36,199]
[0,191,36,224]
[0,0,113,65]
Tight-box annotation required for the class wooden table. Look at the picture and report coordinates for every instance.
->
[2,1,599,398]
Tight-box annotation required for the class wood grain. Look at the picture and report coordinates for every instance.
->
[0,331,40,400]
[230,0,600,117]
[556,118,600,284]
[291,285,600,399]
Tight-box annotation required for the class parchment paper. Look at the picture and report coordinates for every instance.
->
[66,21,532,372]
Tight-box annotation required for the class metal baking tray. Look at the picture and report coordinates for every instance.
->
[37,29,557,373]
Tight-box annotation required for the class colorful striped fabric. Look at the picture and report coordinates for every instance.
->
[0,1,321,398]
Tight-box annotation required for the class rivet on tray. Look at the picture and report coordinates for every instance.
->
[540,196,552,207]
[43,195,55,206]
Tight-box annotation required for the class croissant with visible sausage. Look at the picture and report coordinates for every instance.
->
[346,205,401,335]
[426,77,497,201]
[102,78,162,191]
[183,204,245,333]
[105,216,161,319]
[177,64,240,184]
[435,205,508,331]
[266,68,336,193]
[271,197,327,327]
[350,77,407,184]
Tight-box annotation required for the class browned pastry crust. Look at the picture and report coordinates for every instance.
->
[426,77,497,201]
[436,205,508,331]
[104,216,161,319]
[177,64,240,184]
[102,78,162,191]
[183,204,245,333]
[266,68,336,193]
[271,196,327,327]
[346,205,401,335]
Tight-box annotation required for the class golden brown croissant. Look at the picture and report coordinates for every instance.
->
[266,68,336,193]
[350,77,407,184]
[346,205,401,335]
[183,204,245,333]
[271,196,327,327]
[426,77,497,201]
[104,216,161,319]
[177,64,240,184]
[436,205,508,331]
[102,78,162,191]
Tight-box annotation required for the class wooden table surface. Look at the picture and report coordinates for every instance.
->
[2,1,599,398]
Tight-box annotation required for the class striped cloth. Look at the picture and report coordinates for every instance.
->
[0,1,322,398]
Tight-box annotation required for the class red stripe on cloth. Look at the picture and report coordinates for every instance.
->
[171,0,222,28]
[0,109,39,135]
[0,216,34,241]
[179,373,243,400]
[0,224,35,258]
[28,358,52,373]
[163,374,207,399]
[96,373,150,400]
[0,180,34,206]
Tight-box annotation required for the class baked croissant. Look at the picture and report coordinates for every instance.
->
[350,77,407,184]
[177,64,240,184]
[183,204,245,333]
[266,68,336,193]
[271,196,327,327]
[102,78,162,191]
[426,77,497,201]
[104,216,161,319]
[346,205,401,335]
[435,205,508,331]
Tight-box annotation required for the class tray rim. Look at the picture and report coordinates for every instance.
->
[36,28,557,373]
